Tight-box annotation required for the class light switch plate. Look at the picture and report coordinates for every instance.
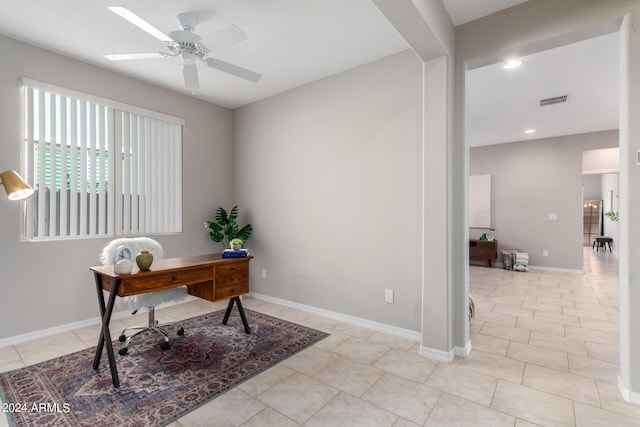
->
[548,213,558,221]
[385,289,394,303]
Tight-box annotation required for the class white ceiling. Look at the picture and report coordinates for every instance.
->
[0,0,619,146]
[442,0,530,26]
[0,0,409,109]
[468,31,619,146]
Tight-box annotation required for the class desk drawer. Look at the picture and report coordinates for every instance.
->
[215,262,249,287]
[214,282,249,300]
[121,266,212,295]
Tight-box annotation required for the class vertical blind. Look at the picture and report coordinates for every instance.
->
[21,79,183,240]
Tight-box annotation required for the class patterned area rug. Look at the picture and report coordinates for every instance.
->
[0,308,328,427]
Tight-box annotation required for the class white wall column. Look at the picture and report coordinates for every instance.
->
[419,56,461,360]
[618,10,640,404]
[371,0,461,360]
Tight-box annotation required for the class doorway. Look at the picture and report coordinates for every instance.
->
[583,200,601,246]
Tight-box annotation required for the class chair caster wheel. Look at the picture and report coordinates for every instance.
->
[177,327,184,336]
[160,342,171,350]
[119,334,126,342]
[118,347,128,355]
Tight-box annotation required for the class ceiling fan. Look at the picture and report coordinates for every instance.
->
[105,7,262,92]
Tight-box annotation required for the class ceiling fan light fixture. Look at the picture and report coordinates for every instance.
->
[183,64,199,92]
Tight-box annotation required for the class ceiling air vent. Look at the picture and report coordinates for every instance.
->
[539,95,568,107]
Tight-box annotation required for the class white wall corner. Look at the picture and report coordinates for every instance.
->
[618,376,640,405]
[419,344,455,362]
[455,339,472,358]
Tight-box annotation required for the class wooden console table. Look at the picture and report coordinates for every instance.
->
[90,253,252,388]
[469,239,497,267]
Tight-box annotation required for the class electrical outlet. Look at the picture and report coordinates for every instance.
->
[543,250,549,257]
[261,269,267,279]
[385,289,394,304]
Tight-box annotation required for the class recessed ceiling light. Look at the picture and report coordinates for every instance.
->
[503,59,522,69]
[524,129,536,134]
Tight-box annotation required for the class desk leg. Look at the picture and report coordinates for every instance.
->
[222,296,251,334]
[92,274,121,388]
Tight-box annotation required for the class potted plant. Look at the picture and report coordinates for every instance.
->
[230,238,243,251]
[204,206,252,251]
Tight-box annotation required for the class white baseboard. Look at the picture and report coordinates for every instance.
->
[0,295,199,349]
[618,376,640,404]
[419,338,470,363]
[1,292,421,348]
[248,292,422,342]
[457,339,472,357]
[251,293,478,363]
[482,263,583,274]
[528,265,584,274]
[419,345,454,362]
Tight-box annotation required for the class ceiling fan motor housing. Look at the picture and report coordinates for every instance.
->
[177,13,197,32]
[166,27,208,60]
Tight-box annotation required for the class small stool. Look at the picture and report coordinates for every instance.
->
[592,236,613,252]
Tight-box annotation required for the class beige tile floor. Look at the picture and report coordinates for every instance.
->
[1,247,639,426]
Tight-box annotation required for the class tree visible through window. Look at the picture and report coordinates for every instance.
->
[33,141,110,192]
[22,79,183,240]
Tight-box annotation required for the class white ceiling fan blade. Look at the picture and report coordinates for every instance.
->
[206,58,262,83]
[104,53,167,61]
[183,63,200,92]
[108,6,172,43]
[202,24,247,51]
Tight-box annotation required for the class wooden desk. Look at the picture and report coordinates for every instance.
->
[90,253,252,388]
[469,239,497,267]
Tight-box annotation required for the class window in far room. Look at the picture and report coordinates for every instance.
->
[21,79,183,240]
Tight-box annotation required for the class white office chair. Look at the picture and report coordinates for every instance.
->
[99,237,188,355]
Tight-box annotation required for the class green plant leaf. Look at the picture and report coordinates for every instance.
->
[604,211,619,221]
[207,222,223,232]
[209,230,224,243]
[215,207,229,225]
[225,222,239,239]
[229,205,239,224]
[236,224,253,242]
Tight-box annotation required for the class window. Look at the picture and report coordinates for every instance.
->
[21,79,183,240]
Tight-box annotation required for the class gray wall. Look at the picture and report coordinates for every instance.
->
[582,174,602,201]
[0,35,233,339]
[233,50,423,331]
[470,130,618,270]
